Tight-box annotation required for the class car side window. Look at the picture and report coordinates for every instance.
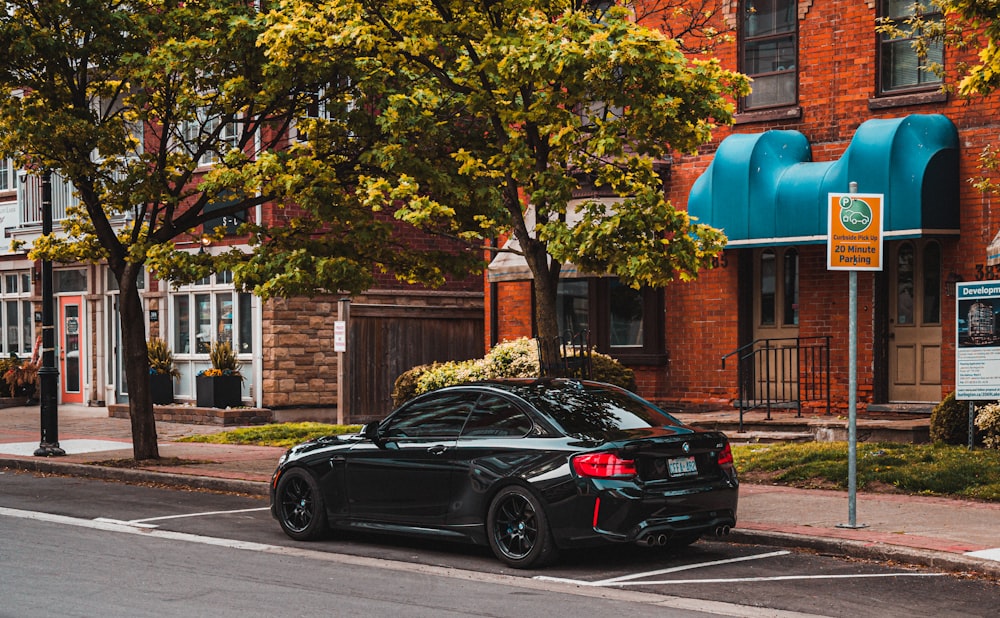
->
[383,392,478,439]
[461,395,533,438]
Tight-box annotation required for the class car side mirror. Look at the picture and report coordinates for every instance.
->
[363,422,383,447]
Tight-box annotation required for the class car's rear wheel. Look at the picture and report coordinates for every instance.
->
[487,485,557,569]
[275,467,328,541]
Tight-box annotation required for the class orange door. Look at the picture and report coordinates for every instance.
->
[59,296,84,404]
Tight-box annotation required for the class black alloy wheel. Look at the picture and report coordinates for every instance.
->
[275,467,328,541]
[486,485,557,568]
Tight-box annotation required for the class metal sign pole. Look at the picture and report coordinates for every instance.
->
[833,181,868,529]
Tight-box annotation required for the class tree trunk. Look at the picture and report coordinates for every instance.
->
[525,239,562,376]
[117,264,159,460]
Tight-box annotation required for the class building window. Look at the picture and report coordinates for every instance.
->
[0,159,18,192]
[741,0,797,110]
[0,271,33,356]
[171,272,253,355]
[757,248,798,328]
[181,108,239,167]
[878,0,943,94]
[552,277,664,362]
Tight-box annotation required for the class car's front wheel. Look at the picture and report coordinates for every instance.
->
[274,467,328,541]
[486,485,558,569]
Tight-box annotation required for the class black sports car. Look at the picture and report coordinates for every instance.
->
[270,378,738,568]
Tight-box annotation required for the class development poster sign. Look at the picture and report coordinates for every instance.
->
[827,193,883,271]
[956,281,1000,400]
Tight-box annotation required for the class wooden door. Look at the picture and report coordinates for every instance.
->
[889,240,942,402]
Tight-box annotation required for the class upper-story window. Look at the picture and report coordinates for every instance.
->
[181,108,239,167]
[740,0,798,110]
[0,159,17,192]
[878,0,943,94]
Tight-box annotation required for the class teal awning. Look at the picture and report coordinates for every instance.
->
[688,114,960,247]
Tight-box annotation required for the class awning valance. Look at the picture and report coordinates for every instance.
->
[688,114,961,248]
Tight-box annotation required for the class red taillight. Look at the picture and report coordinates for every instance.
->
[572,452,637,478]
[717,442,734,466]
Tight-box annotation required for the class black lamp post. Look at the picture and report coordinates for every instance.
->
[35,170,64,457]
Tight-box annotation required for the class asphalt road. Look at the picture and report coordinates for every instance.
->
[1,470,996,617]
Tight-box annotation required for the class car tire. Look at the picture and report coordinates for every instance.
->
[274,467,328,541]
[486,485,558,569]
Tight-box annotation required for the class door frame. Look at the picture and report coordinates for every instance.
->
[58,295,84,404]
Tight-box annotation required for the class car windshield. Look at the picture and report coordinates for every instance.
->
[518,383,684,438]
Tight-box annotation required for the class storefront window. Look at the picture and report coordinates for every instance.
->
[557,280,589,338]
[552,277,663,360]
[0,271,33,355]
[171,272,254,357]
[609,280,643,347]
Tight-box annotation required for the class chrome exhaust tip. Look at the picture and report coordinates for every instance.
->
[714,525,731,537]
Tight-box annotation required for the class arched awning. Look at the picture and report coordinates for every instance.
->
[688,114,960,247]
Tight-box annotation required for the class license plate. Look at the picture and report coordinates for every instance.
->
[667,456,698,477]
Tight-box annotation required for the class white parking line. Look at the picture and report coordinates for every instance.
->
[965,547,1000,562]
[92,507,270,529]
[535,549,944,587]
[593,550,791,585]
[127,507,270,526]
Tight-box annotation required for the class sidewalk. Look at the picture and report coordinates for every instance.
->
[1,404,998,580]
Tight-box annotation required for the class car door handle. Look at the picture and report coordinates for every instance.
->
[427,444,449,455]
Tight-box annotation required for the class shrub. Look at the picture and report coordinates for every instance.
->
[930,391,984,445]
[976,402,1000,449]
[390,337,637,407]
[147,337,180,378]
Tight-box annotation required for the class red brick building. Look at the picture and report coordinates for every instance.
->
[487,0,998,414]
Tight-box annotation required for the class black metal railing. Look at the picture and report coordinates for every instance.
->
[537,329,592,379]
[721,336,831,431]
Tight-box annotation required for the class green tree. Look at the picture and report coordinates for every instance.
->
[0,0,471,459]
[261,0,748,370]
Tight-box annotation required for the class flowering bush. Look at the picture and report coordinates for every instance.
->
[390,337,636,406]
[975,402,1000,449]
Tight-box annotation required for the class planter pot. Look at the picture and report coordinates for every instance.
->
[196,374,243,408]
[150,373,174,405]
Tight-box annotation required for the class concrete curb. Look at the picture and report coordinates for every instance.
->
[3,457,997,581]
[0,457,269,496]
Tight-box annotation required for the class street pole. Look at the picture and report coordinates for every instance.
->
[35,170,64,457]
[838,181,864,529]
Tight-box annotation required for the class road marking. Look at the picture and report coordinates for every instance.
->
[536,549,944,587]
[127,506,271,525]
[0,505,826,618]
[593,550,791,585]
[965,547,1000,562]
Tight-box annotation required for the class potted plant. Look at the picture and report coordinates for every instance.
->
[196,340,243,408]
[3,354,38,402]
[148,337,179,405]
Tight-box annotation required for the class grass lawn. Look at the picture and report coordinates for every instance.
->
[734,442,1000,502]
[181,424,1000,502]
